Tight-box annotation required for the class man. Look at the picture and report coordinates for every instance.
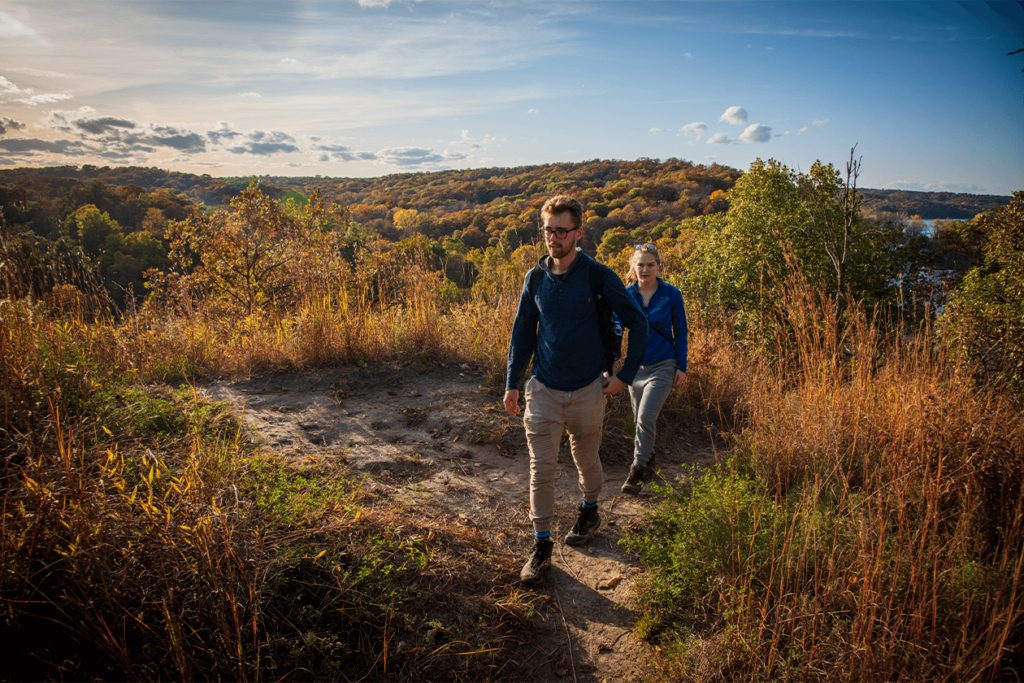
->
[504,195,648,586]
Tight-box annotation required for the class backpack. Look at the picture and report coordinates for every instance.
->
[526,259,624,374]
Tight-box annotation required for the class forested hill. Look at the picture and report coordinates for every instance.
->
[859,188,1009,220]
[0,161,1010,221]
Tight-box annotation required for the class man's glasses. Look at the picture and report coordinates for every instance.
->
[635,243,657,252]
[541,226,576,239]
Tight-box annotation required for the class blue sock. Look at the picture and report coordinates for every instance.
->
[582,499,598,510]
[535,530,551,541]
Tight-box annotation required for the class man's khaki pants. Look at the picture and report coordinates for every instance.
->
[523,376,606,534]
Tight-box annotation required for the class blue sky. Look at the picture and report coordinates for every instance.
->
[1,1,1021,195]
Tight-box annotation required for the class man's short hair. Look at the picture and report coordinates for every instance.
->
[541,195,583,230]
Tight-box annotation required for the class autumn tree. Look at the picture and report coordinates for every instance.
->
[393,208,421,235]
[684,156,928,345]
[62,204,168,306]
[597,227,630,260]
[941,192,1024,391]
[161,183,348,316]
[796,149,862,349]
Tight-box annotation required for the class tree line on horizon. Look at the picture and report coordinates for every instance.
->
[0,158,1009,305]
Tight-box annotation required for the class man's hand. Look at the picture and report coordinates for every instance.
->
[602,376,627,395]
[673,370,687,387]
[503,389,520,416]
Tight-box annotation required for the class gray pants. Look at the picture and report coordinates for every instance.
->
[628,359,677,468]
[523,376,606,534]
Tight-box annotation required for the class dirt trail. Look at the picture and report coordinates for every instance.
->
[201,361,717,682]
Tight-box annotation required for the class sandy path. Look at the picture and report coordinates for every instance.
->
[201,361,716,682]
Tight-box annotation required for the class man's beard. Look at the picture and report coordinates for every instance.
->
[547,236,577,260]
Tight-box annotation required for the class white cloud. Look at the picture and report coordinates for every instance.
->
[376,146,467,168]
[453,130,497,149]
[743,28,859,39]
[357,0,424,6]
[684,52,693,58]
[10,67,71,79]
[0,10,42,43]
[740,123,772,143]
[280,57,327,75]
[314,142,377,162]
[0,117,27,135]
[44,107,208,158]
[17,92,72,105]
[24,102,480,170]
[798,126,808,134]
[271,12,566,81]
[0,75,72,107]
[813,119,828,126]
[0,137,89,156]
[707,132,732,145]
[649,127,663,134]
[527,108,540,115]
[705,155,717,160]
[225,130,298,156]
[239,92,262,98]
[37,107,316,161]
[720,106,748,125]
[775,131,790,137]
[681,122,708,140]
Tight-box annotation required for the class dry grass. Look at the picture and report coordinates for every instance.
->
[629,275,1024,682]
[0,236,544,680]
[128,245,521,381]
[5,214,1021,680]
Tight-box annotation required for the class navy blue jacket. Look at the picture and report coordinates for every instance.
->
[624,279,689,372]
[506,251,648,392]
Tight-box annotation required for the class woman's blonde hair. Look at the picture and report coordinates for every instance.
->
[625,242,661,285]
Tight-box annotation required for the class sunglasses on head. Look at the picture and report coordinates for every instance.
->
[634,243,656,252]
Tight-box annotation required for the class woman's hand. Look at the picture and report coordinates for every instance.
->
[673,370,687,387]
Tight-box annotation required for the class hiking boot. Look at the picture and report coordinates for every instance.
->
[621,466,645,494]
[520,538,554,586]
[565,506,601,546]
[644,454,657,477]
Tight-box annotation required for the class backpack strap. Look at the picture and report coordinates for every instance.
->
[586,259,623,373]
[648,320,674,345]
[633,281,674,345]
[526,266,543,300]
[587,258,606,306]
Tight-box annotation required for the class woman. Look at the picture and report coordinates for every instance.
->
[620,243,688,494]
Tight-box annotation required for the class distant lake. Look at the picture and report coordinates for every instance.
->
[916,218,962,236]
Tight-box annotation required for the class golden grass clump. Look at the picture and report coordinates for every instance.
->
[630,274,1024,682]
[0,289,543,680]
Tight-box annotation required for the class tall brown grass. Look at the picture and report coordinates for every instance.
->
[130,240,527,380]
[631,272,1024,682]
[7,214,1021,680]
[0,234,544,680]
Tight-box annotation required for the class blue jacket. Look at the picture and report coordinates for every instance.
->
[622,279,689,372]
[506,251,648,392]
